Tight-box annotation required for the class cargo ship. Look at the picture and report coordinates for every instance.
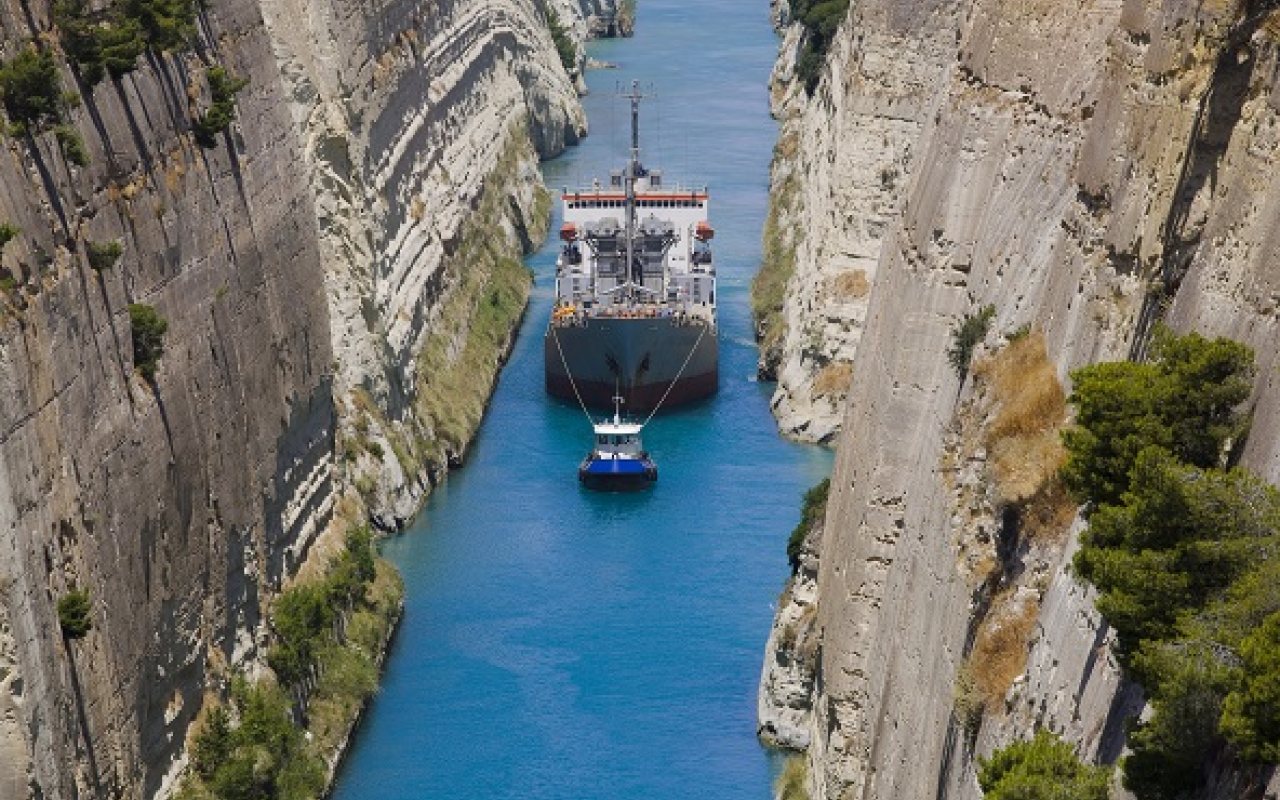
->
[544,83,718,413]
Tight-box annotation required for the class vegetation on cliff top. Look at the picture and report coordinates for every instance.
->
[978,730,1110,800]
[1064,328,1280,799]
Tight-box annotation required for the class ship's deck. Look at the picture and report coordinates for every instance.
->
[549,300,716,328]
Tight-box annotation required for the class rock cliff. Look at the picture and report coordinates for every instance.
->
[0,0,612,794]
[759,0,1280,797]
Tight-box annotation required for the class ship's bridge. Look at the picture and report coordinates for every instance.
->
[556,169,716,315]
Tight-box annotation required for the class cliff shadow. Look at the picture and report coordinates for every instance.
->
[63,640,106,798]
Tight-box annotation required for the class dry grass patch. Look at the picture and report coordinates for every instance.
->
[812,361,853,398]
[975,332,1067,504]
[776,755,810,800]
[968,591,1040,707]
[831,269,869,300]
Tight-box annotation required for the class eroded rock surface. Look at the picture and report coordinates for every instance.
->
[0,0,613,794]
[760,1,1280,798]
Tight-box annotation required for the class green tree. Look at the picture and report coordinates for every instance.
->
[0,222,17,252]
[1061,329,1254,511]
[121,0,196,52]
[1124,641,1236,800]
[977,729,1110,800]
[1220,612,1280,763]
[128,303,169,382]
[53,0,146,84]
[1075,448,1280,661]
[0,47,64,132]
[190,705,232,779]
[57,588,92,638]
[267,582,333,687]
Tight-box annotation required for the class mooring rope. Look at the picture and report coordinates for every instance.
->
[641,322,708,427]
[550,324,596,427]
[551,316,711,429]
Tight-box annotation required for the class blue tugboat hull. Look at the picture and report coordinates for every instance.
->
[579,456,658,491]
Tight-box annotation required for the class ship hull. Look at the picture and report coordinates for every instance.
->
[545,317,718,413]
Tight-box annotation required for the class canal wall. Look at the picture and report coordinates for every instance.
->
[759,0,1280,797]
[0,0,614,795]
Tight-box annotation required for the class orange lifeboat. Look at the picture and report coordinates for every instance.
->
[694,221,715,241]
[560,222,579,242]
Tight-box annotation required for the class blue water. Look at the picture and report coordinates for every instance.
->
[330,3,831,797]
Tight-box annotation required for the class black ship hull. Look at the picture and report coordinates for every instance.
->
[545,317,718,413]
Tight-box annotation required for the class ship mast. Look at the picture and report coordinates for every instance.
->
[623,81,643,292]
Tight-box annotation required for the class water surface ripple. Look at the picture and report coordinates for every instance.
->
[331,3,832,796]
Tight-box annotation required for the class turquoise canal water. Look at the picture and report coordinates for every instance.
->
[329,3,832,797]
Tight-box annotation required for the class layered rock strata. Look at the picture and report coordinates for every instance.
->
[755,0,961,443]
[0,0,611,793]
[759,1,1280,798]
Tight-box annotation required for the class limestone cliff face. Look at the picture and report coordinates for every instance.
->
[760,1,1280,797]
[257,0,591,528]
[0,0,609,794]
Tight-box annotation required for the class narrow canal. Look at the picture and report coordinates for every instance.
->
[330,2,832,797]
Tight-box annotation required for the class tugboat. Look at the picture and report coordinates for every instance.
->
[578,397,658,491]
[545,82,718,413]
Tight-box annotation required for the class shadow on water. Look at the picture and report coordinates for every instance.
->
[331,3,833,799]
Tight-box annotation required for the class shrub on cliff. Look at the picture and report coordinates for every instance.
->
[1061,328,1254,511]
[57,588,92,639]
[54,0,145,84]
[0,47,64,133]
[791,0,851,95]
[545,7,577,73]
[193,66,249,148]
[978,729,1110,800]
[0,223,17,252]
[88,240,123,271]
[788,477,830,571]
[947,304,995,379]
[128,302,168,382]
[776,755,810,800]
[54,123,90,166]
[56,0,195,85]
